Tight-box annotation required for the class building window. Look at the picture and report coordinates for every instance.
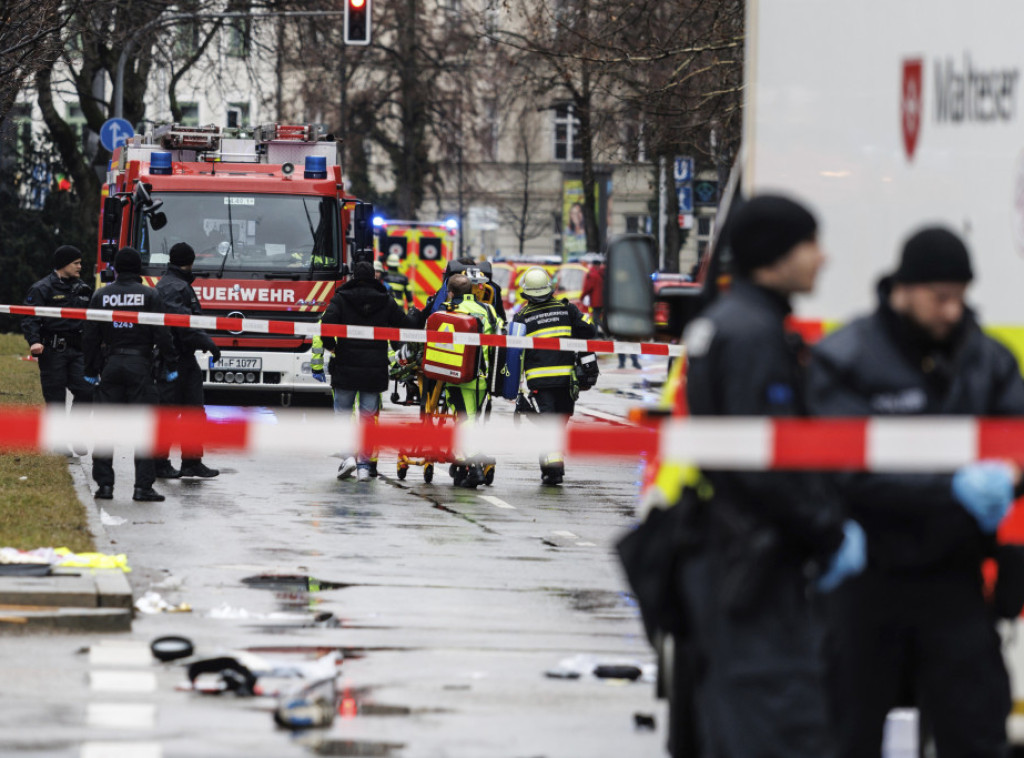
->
[66,103,89,151]
[226,102,249,128]
[625,214,651,234]
[480,96,499,161]
[179,102,199,126]
[696,214,715,261]
[227,20,251,58]
[553,103,582,161]
[622,116,646,162]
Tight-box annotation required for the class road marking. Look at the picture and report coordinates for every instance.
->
[479,495,515,510]
[576,541,597,547]
[81,742,161,758]
[87,703,157,729]
[552,530,578,539]
[89,641,151,667]
[89,671,157,693]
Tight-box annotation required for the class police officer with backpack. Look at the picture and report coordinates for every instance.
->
[511,267,596,485]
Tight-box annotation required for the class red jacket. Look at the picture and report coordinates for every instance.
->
[582,264,605,308]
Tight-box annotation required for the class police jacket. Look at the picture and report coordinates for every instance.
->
[83,274,177,376]
[320,277,415,393]
[382,271,413,307]
[513,296,596,389]
[156,265,217,356]
[22,271,92,345]
[807,278,1024,573]
[685,279,845,567]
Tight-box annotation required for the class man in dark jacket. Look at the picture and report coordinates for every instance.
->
[807,227,1024,758]
[319,261,414,481]
[153,242,221,480]
[22,245,94,408]
[83,247,178,502]
[681,195,863,757]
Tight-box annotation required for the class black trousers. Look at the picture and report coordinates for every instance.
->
[91,355,158,489]
[531,385,574,469]
[681,547,836,758]
[828,568,1010,758]
[37,345,93,406]
[155,357,206,462]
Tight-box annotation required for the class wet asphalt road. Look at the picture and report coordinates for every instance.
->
[0,357,671,758]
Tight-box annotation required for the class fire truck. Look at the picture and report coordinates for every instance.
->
[96,123,375,404]
[372,219,457,308]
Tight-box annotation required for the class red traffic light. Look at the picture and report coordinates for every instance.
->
[344,0,371,45]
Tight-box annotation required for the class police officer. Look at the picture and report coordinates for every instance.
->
[681,195,863,757]
[512,267,596,485]
[381,253,414,309]
[443,273,501,488]
[807,227,1024,758]
[153,242,221,480]
[22,245,94,407]
[84,247,178,502]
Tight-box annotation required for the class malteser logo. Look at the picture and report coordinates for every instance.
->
[902,59,923,161]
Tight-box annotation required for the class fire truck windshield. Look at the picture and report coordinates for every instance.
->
[136,192,340,273]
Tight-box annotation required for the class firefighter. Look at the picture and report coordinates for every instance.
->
[21,245,94,410]
[442,273,500,488]
[382,253,414,310]
[807,227,1024,758]
[511,267,596,485]
[680,195,862,756]
[83,247,178,502]
[153,243,221,480]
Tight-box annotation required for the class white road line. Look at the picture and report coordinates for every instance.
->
[89,671,157,693]
[81,742,161,758]
[576,541,597,547]
[86,703,157,729]
[89,641,152,667]
[552,530,579,539]
[479,495,515,510]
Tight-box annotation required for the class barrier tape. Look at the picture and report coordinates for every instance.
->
[0,305,685,357]
[4,404,1024,471]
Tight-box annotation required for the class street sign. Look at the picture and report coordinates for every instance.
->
[673,156,694,184]
[99,118,134,152]
[677,186,694,213]
[678,213,694,230]
[693,179,719,207]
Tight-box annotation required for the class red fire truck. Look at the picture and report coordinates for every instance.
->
[372,219,457,308]
[96,123,374,404]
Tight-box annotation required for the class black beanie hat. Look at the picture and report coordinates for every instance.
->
[894,227,974,284]
[169,242,196,267]
[729,195,818,274]
[53,245,82,271]
[352,261,375,281]
[114,246,142,275]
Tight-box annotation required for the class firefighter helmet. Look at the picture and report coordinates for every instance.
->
[386,253,401,269]
[520,267,553,302]
[373,260,384,274]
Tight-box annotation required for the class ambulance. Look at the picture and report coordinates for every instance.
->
[372,219,457,308]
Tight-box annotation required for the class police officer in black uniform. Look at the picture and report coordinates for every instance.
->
[681,195,863,757]
[807,227,1024,758]
[84,247,178,502]
[153,242,221,480]
[22,245,94,407]
[512,267,596,485]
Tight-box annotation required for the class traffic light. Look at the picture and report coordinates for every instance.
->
[344,0,371,45]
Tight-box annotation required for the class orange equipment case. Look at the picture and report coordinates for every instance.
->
[422,312,481,384]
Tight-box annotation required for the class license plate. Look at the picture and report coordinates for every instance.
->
[212,356,262,371]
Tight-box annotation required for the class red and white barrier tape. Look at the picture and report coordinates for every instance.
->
[4,405,1024,471]
[0,305,684,357]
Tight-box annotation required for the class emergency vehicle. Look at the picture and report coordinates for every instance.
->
[372,219,457,308]
[96,123,373,403]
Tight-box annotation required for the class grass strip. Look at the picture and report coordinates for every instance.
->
[0,333,94,552]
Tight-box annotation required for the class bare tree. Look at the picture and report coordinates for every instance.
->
[498,105,553,256]
[0,0,68,123]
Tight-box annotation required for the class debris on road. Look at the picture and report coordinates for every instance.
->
[151,635,195,662]
[135,590,191,614]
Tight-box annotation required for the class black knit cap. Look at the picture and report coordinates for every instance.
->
[729,195,818,274]
[52,245,82,271]
[169,242,196,267]
[114,246,142,275]
[352,261,375,281]
[894,226,974,284]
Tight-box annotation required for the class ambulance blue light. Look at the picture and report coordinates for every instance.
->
[304,155,328,179]
[445,218,458,231]
[372,216,385,227]
[150,151,173,175]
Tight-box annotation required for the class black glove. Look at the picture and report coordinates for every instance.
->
[209,345,222,363]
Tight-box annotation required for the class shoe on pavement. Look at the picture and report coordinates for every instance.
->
[155,460,181,479]
[179,462,219,478]
[369,461,379,478]
[541,472,564,486]
[94,485,114,500]
[631,358,642,369]
[460,465,485,488]
[133,487,165,502]
[356,467,371,482]
[337,457,357,480]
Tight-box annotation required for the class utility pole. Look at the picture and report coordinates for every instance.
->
[658,155,667,270]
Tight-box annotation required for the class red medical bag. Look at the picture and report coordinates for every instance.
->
[422,311,481,384]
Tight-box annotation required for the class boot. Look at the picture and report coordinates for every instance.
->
[133,487,166,502]
[337,457,357,480]
[155,460,181,479]
[179,461,219,478]
[460,464,485,488]
[541,464,565,486]
[94,485,114,500]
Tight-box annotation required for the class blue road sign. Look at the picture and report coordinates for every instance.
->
[677,186,694,213]
[100,118,134,152]
[673,156,694,184]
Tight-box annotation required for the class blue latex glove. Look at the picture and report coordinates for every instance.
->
[818,520,867,593]
[84,376,99,386]
[165,370,179,382]
[952,461,1015,533]
[312,371,326,383]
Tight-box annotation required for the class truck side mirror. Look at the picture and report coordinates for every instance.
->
[604,234,656,339]
[100,242,117,264]
[352,202,373,256]
[101,197,123,241]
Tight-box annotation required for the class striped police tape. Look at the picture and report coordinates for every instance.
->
[0,304,685,357]
[3,404,1024,471]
